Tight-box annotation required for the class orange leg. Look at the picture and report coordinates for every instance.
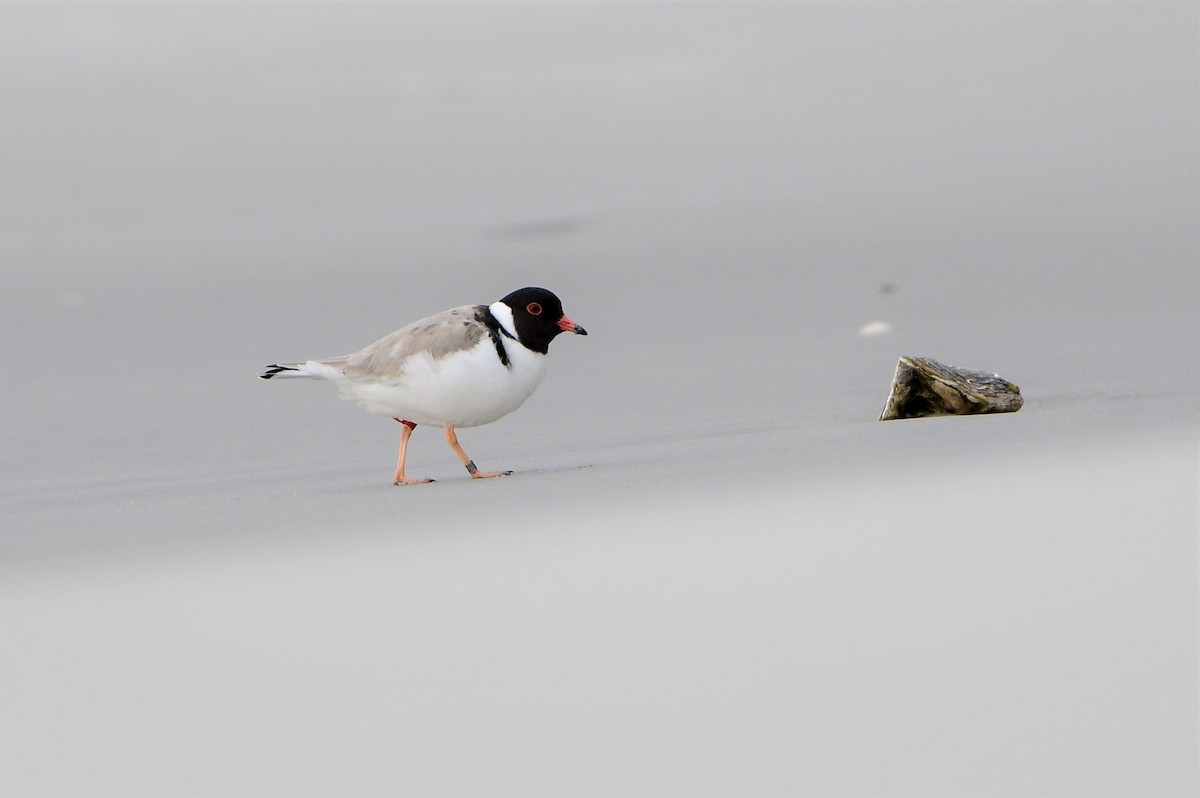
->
[393,420,433,485]
[444,424,512,479]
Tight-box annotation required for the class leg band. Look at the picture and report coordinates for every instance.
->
[464,460,478,475]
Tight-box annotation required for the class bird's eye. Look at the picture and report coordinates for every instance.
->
[526,302,542,316]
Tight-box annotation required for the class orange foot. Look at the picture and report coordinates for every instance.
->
[469,469,513,480]
[394,476,435,486]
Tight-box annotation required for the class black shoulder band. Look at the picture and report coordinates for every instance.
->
[475,305,512,368]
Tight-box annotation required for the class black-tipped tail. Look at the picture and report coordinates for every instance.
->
[260,363,300,380]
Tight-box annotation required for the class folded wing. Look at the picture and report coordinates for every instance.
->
[336,305,488,380]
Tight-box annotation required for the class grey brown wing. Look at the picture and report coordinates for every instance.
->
[336,305,488,380]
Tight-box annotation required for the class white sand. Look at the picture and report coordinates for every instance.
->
[2,4,1197,797]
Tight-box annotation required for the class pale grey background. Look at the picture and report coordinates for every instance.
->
[1,3,1197,797]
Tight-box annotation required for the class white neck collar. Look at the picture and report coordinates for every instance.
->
[488,301,520,342]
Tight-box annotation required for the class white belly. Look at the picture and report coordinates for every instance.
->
[325,340,547,428]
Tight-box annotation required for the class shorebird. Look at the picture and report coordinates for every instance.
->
[261,286,586,483]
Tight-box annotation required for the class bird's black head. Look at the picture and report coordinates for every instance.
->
[498,286,587,354]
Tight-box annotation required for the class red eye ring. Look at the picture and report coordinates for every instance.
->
[526,302,543,316]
